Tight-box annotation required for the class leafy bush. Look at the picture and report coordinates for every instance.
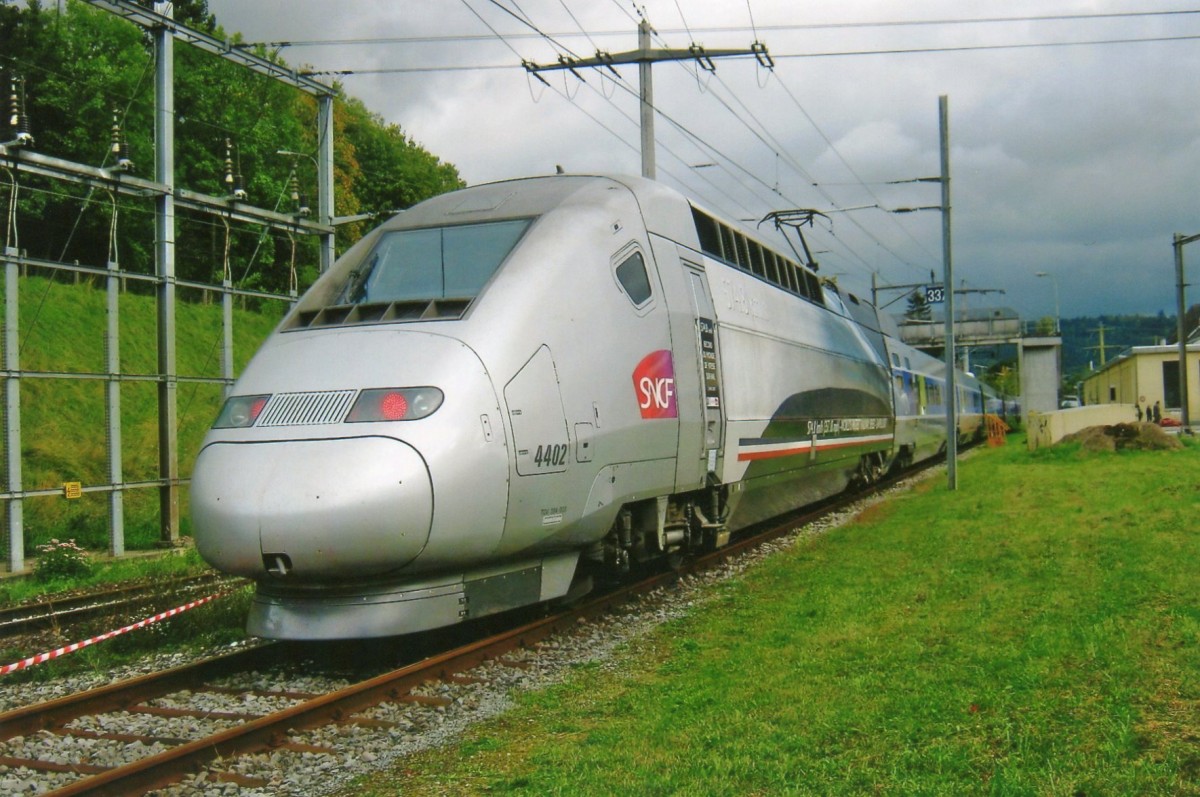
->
[33,538,94,582]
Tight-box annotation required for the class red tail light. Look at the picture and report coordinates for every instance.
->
[379,391,409,420]
[345,387,443,423]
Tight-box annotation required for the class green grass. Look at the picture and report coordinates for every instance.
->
[0,545,215,605]
[0,544,254,682]
[342,437,1200,796]
[0,276,277,678]
[0,568,255,683]
[7,274,284,553]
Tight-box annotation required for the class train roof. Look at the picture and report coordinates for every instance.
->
[377,174,608,230]
[343,174,899,330]
[381,173,788,261]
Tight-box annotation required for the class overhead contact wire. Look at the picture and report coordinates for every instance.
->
[256,10,1200,48]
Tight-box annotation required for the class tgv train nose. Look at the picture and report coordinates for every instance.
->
[192,436,432,579]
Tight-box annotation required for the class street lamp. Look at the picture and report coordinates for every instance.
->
[276,148,317,168]
[1035,271,1060,334]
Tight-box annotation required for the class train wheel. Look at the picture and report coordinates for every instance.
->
[850,452,886,490]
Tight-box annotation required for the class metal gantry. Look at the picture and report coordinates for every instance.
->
[1,2,337,571]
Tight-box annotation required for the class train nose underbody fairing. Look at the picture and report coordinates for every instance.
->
[192,435,433,579]
[192,326,525,637]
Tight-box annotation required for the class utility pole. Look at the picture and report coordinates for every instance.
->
[939,96,957,491]
[638,21,654,180]
[1085,324,1120,367]
[153,1,179,543]
[317,96,335,272]
[868,97,958,490]
[524,20,771,179]
[1173,233,1196,429]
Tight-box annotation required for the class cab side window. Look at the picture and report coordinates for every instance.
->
[615,251,653,306]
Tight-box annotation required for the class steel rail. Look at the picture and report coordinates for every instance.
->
[0,574,248,638]
[36,573,688,796]
[0,644,281,741]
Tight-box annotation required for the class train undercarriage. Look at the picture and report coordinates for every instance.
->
[590,480,732,576]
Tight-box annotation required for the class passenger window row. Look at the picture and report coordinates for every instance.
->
[691,207,824,306]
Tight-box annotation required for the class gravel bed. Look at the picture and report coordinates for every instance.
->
[0,643,263,714]
[0,472,932,797]
[1,763,76,794]
[145,688,306,716]
[205,671,356,695]
[2,730,171,768]
[68,710,245,740]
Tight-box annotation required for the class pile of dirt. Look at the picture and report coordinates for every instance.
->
[1062,422,1184,452]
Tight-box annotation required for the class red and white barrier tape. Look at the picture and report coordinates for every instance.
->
[1,591,228,676]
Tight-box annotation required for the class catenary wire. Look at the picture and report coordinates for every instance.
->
[306,31,1200,74]
[480,1,935,277]
[465,1,773,229]
[249,9,1200,47]
[635,21,926,277]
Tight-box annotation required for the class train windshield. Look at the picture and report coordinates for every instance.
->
[335,219,532,305]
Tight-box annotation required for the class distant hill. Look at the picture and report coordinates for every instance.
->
[1060,313,1178,377]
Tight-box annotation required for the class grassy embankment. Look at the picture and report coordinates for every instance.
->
[0,274,276,668]
[9,274,282,554]
[345,436,1200,796]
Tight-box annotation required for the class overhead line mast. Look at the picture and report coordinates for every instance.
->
[523,20,771,179]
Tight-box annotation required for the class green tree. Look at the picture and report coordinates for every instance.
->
[906,290,932,321]
[979,361,1019,398]
[340,95,462,215]
[3,0,463,294]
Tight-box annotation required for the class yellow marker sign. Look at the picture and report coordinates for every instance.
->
[63,482,82,500]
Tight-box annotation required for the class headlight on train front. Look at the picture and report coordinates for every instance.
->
[213,394,270,428]
[344,387,444,423]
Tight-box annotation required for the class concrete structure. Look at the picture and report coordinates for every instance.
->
[1081,343,1199,425]
[897,306,1023,350]
[897,307,1062,426]
[1019,336,1063,421]
[1026,404,1140,450]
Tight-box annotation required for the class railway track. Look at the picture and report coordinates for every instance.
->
[0,574,248,640]
[0,464,938,796]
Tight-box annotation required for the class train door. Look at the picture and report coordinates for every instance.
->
[682,263,724,477]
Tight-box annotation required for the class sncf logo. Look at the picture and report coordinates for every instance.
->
[633,350,677,419]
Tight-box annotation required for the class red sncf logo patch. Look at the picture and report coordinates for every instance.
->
[633,350,677,419]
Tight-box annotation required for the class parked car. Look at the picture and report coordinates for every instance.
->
[1060,395,1081,409]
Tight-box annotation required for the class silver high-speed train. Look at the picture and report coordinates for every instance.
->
[192,174,998,640]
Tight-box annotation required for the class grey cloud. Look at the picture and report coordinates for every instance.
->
[204,0,1200,320]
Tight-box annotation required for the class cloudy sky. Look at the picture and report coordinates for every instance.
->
[203,0,1200,325]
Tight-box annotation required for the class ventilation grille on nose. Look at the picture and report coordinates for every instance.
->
[257,390,357,427]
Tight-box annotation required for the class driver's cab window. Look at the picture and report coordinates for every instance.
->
[615,250,653,308]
